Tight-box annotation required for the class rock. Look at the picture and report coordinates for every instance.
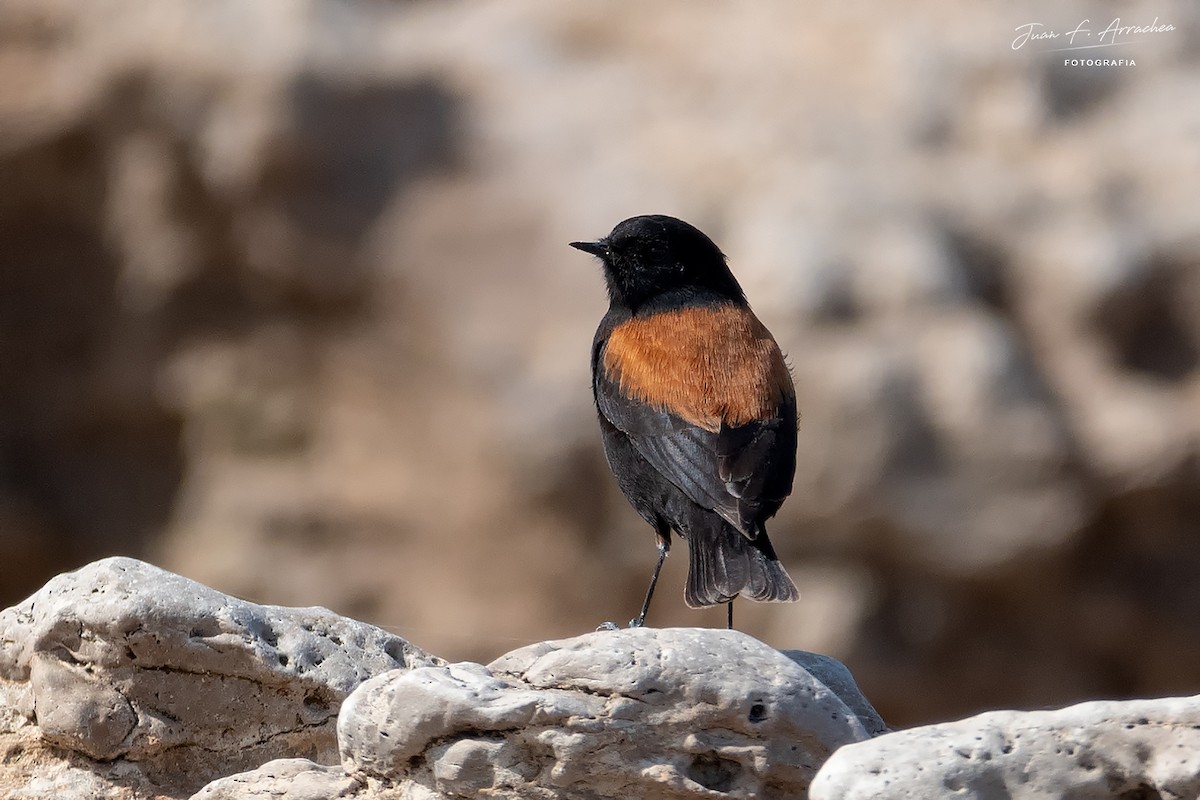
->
[335,628,882,799]
[810,695,1200,800]
[190,759,361,800]
[0,557,437,796]
[782,650,888,737]
[10,558,1200,800]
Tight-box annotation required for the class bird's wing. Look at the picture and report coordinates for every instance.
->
[593,305,796,537]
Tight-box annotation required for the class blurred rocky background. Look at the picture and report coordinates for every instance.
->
[1,0,1198,728]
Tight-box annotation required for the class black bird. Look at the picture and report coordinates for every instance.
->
[571,214,799,628]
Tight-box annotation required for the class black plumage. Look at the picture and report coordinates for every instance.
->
[571,215,799,627]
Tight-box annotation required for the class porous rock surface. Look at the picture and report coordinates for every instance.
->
[810,695,1200,800]
[331,627,885,799]
[0,557,437,797]
[1,559,884,799]
[6,559,1200,800]
[190,760,359,800]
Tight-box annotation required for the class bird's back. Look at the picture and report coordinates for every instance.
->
[576,214,800,612]
[591,302,799,606]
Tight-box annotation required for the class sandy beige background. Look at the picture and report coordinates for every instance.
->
[1,0,1198,726]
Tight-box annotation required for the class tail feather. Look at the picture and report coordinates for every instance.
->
[684,518,798,608]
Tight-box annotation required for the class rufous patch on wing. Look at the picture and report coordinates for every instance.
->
[602,304,793,431]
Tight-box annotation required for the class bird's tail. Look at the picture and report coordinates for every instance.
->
[684,518,799,608]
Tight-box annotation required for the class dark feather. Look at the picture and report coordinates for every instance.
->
[684,511,798,607]
[594,364,795,539]
[578,216,801,613]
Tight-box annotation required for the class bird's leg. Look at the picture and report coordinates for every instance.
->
[727,600,734,630]
[630,538,669,628]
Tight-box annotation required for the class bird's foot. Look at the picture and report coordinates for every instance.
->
[628,617,645,629]
[595,621,620,632]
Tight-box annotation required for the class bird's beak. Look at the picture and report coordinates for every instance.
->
[569,239,608,257]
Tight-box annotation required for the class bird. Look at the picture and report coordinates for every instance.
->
[570,214,799,629]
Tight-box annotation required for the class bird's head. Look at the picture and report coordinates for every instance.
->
[571,215,746,312]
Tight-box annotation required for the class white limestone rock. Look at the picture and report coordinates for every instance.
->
[190,759,361,800]
[336,627,883,799]
[0,557,437,794]
[810,695,1200,800]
